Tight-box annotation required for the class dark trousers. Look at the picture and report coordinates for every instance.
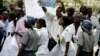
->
[79,51,93,56]
[22,51,36,56]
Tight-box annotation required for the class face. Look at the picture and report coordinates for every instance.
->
[80,7,88,15]
[59,18,64,26]
[74,16,81,22]
[56,8,62,18]
[36,21,42,29]
[2,13,8,20]
[88,9,92,16]
[74,16,82,26]
[14,9,21,17]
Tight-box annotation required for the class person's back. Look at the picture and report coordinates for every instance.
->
[22,28,39,52]
[80,32,94,52]
[17,16,39,56]
[77,20,94,56]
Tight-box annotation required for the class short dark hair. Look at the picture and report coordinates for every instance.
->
[66,7,75,16]
[80,6,88,15]
[62,16,72,26]
[37,19,46,27]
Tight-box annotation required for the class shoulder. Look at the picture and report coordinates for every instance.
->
[65,24,74,32]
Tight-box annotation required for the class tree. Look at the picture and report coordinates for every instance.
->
[73,0,84,6]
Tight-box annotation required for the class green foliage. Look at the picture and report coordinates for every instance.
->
[73,0,84,6]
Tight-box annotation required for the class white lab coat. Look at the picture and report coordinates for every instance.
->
[44,11,55,32]
[41,17,63,56]
[0,35,19,56]
[35,27,49,56]
[67,24,83,56]
[6,21,15,37]
[49,25,76,56]
[60,25,76,56]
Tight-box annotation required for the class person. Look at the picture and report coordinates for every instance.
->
[15,15,27,48]
[66,7,75,24]
[17,0,24,9]
[1,11,9,46]
[0,1,3,15]
[6,13,16,37]
[41,7,55,31]
[17,16,39,56]
[98,18,100,56]
[58,16,75,56]
[76,20,95,56]
[87,7,98,28]
[41,1,65,33]
[67,13,83,56]
[2,11,9,32]
[50,16,75,56]
[80,6,88,20]
[14,9,25,48]
[35,19,49,56]
[0,21,5,51]
[42,6,62,39]
[80,6,88,17]
[95,18,100,56]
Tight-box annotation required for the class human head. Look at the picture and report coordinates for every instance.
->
[80,6,88,15]
[66,7,75,17]
[59,16,71,27]
[74,13,82,26]
[56,7,62,19]
[24,16,36,29]
[2,11,9,21]
[14,8,24,18]
[9,12,16,21]
[87,7,92,18]
[36,19,46,29]
[81,20,92,31]
[17,0,24,9]
[9,4,16,11]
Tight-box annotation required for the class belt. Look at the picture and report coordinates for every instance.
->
[24,50,37,53]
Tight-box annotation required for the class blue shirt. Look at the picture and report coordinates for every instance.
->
[1,20,9,34]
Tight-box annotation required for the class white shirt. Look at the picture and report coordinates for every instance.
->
[67,24,83,43]
[44,11,55,32]
[90,15,98,28]
[35,27,49,56]
[6,21,15,36]
[60,26,76,52]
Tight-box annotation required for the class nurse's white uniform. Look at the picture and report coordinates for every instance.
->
[50,25,76,56]
[6,21,15,37]
[43,11,55,32]
[67,24,83,56]
[60,26,76,56]
[35,27,49,56]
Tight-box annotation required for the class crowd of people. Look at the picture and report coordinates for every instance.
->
[0,1,100,56]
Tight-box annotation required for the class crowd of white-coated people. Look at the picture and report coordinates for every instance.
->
[0,1,100,56]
